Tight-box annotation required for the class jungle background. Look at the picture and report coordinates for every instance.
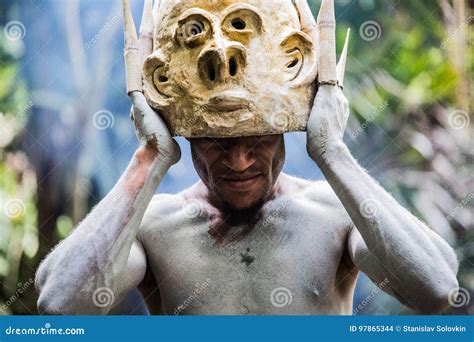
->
[0,0,472,315]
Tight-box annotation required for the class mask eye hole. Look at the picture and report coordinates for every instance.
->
[176,14,211,48]
[231,18,246,30]
[158,75,168,83]
[222,5,263,44]
[187,22,203,36]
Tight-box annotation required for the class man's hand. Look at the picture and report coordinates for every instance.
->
[306,85,349,161]
[294,0,350,162]
[123,0,180,167]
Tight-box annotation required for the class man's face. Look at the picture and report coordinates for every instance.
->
[190,135,285,211]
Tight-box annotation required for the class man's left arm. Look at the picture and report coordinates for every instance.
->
[307,85,458,313]
[296,0,459,313]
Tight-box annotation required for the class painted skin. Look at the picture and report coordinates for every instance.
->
[35,0,459,315]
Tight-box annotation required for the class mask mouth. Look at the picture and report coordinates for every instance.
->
[205,92,250,112]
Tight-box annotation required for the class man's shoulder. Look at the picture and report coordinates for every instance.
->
[144,193,183,219]
[275,174,353,236]
[139,183,202,233]
[280,174,344,211]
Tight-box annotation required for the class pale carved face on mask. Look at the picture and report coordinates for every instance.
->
[142,0,317,138]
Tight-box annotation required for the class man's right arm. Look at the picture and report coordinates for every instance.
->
[35,143,174,314]
[36,0,181,314]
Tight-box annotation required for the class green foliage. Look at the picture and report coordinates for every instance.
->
[0,13,38,315]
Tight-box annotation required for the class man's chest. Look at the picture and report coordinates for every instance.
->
[140,200,354,314]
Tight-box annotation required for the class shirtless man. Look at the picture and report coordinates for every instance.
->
[35,0,459,315]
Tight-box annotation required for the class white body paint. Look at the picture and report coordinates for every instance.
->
[35,0,458,315]
[36,167,458,315]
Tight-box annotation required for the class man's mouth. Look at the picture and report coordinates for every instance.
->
[219,173,263,191]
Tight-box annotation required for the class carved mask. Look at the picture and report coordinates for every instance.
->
[142,0,317,137]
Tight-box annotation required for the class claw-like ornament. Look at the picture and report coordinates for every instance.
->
[153,0,161,25]
[316,0,337,85]
[337,28,350,89]
[139,0,154,63]
[122,0,142,94]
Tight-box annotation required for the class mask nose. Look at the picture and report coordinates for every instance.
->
[198,47,225,83]
[198,43,247,85]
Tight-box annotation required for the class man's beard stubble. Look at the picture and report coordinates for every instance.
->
[220,197,265,227]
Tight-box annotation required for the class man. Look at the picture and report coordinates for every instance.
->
[35,0,458,315]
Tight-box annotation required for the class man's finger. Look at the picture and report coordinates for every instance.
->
[294,0,317,44]
[317,0,337,85]
[139,0,154,64]
[122,0,142,94]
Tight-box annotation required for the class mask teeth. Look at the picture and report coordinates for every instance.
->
[140,0,155,63]
[122,0,142,94]
[337,28,350,89]
[316,0,337,85]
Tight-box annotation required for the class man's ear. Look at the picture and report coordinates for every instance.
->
[280,30,317,88]
[142,49,174,109]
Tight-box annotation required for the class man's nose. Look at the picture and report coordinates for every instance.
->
[223,144,255,172]
[197,35,246,85]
